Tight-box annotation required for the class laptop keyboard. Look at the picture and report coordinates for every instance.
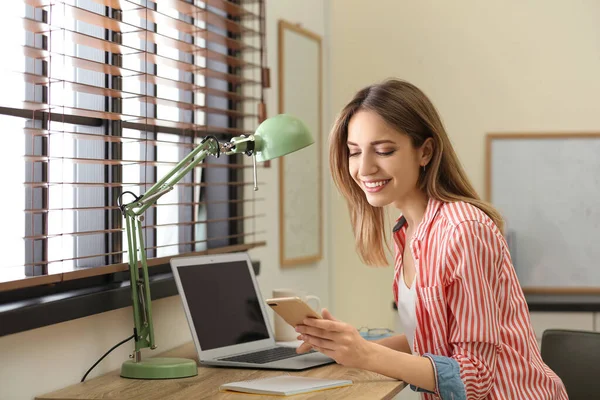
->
[219,347,314,364]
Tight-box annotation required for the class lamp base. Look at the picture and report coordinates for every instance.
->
[121,357,198,379]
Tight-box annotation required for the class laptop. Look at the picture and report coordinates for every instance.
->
[170,252,334,370]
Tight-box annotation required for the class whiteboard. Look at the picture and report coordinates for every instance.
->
[278,21,322,266]
[487,134,600,290]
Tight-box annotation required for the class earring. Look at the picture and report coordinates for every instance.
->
[422,165,426,173]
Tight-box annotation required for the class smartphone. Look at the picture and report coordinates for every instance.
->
[265,296,322,327]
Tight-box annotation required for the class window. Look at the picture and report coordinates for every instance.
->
[0,0,266,291]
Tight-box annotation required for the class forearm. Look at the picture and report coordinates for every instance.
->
[373,334,412,353]
[365,342,436,392]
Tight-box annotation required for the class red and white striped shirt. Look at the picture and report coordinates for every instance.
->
[392,198,567,400]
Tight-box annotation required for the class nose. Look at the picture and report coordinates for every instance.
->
[358,152,378,177]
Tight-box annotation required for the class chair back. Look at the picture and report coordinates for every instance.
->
[541,329,600,400]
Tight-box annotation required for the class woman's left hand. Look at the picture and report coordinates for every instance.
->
[295,308,375,369]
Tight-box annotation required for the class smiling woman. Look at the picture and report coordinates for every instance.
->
[330,80,503,268]
[347,111,433,209]
[309,79,569,400]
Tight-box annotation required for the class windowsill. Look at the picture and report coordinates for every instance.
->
[0,261,260,337]
[0,271,178,337]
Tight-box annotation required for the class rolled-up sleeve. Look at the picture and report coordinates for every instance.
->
[410,354,467,399]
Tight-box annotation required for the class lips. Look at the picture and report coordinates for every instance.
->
[362,179,391,193]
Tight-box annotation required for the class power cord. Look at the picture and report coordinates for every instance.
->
[116,191,141,214]
[200,135,221,158]
[81,333,135,382]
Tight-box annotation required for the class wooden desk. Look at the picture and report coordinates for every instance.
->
[37,343,406,400]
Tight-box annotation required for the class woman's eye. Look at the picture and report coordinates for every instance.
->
[376,150,395,156]
[348,152,360,158]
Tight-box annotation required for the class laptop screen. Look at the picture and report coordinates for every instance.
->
[177,259,270,350]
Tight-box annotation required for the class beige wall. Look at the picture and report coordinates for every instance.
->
[244,0,333,319]
[329,0,600,329]
[0,2,330,399]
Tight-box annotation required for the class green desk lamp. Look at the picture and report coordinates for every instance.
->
[118,114,313,379]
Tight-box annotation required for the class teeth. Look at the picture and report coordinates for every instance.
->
[364,180,389,188]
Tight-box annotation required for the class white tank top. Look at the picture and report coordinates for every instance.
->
[397,270,417,352]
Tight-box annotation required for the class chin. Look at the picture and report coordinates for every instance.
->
[365,194,392,208]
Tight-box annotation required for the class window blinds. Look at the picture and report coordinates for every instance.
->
[0,0,266,290]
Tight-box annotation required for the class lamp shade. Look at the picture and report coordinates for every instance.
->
[253,114,314,162]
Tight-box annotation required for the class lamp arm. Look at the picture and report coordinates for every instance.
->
[120,136,222,356]
[126,136,222,216]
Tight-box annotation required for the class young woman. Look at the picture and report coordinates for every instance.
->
[294,79,568,399]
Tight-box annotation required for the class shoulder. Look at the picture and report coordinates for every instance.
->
[436,202,507,275]
[418,200,508,285]
[434,201,503,240]
[435,201,506,259]
[438,201,495,229]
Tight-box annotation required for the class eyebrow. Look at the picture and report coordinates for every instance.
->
[347,140,396,146]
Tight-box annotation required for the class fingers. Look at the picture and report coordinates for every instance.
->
[299,334,335,351]
[295,324,336,340]
[296,341,313,354]
[321,308,338,321]
[310,344,335,359]
[302,317,344,332]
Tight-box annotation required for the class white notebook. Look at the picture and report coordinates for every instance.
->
[219,375,353,396]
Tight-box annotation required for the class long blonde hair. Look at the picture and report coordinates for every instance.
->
[329,79,503,266]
